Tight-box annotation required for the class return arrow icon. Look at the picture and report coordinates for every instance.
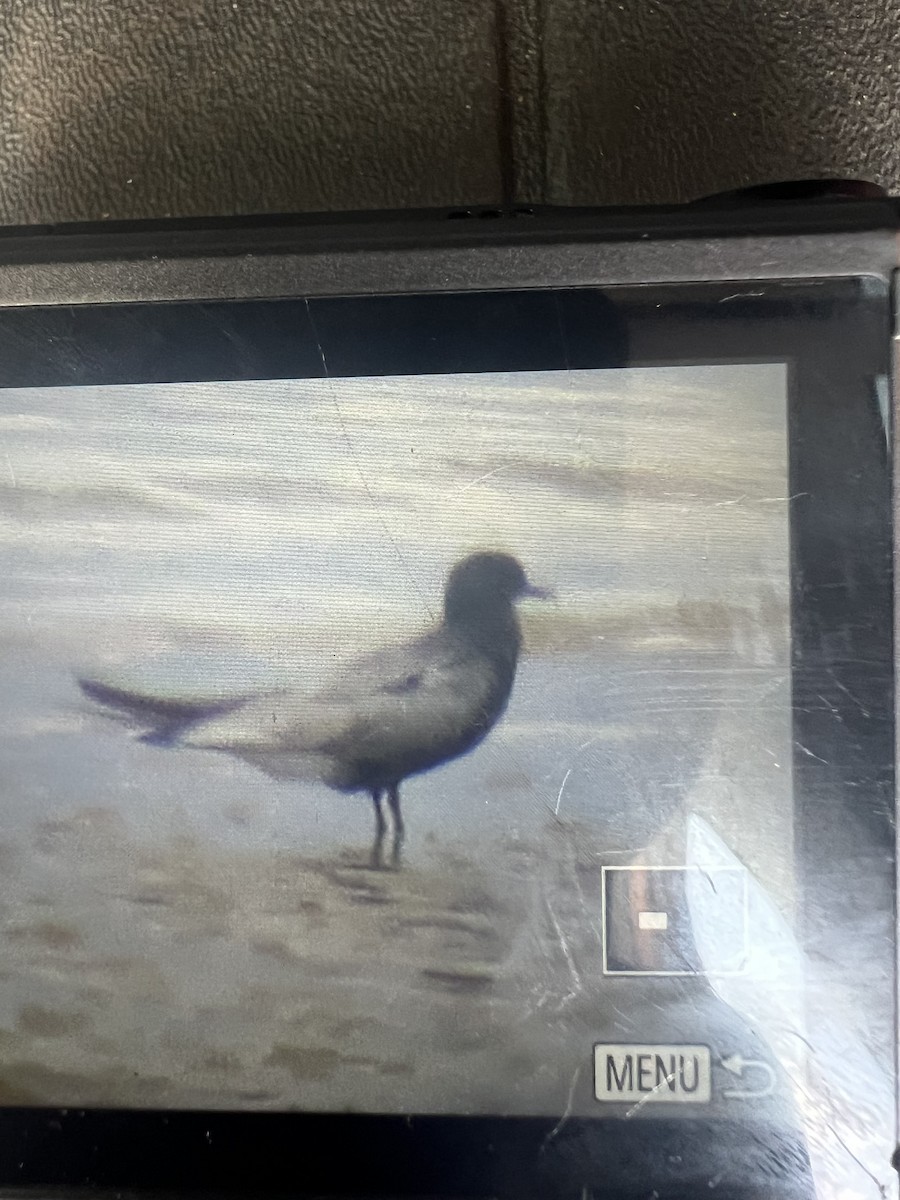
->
[720,1053,776,1100]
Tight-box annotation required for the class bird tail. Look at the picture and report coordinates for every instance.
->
[77,677,250,746]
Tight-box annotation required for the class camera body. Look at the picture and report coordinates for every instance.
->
[0,191,895,1200]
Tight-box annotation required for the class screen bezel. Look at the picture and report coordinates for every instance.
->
[0,278,892,1199]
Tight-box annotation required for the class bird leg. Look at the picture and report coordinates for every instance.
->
[372,789,387,837]
[370,787,403,870]
[370,789,387,870]
[387,785,404,838]
[386,785,404,868]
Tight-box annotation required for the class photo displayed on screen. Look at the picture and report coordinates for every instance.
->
[0,365,792,1115]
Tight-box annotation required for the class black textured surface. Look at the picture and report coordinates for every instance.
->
[533,0,900,205]
[1,0,899,224]
[0,0,898,222]
[0,0,504,222]
[1,0,899,222]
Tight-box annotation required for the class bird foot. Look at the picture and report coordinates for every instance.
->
[369,830,403,871]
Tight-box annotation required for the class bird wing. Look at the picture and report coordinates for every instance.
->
[311,630,504,772]
[184,630,500,768]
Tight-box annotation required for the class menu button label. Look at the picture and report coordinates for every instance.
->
[593,1044,711,1104]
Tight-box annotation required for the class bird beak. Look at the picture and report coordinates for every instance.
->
[522,581,553,600]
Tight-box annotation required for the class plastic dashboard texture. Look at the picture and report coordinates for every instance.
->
[1,0,899,223]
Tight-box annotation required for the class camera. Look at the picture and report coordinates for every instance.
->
[0,184,895,1199]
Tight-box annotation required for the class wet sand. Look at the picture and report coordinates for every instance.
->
[0,632,794,1117]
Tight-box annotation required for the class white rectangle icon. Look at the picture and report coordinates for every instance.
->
[594,1044,711,1104]
[637,910,668,930]
[601,865,749,977]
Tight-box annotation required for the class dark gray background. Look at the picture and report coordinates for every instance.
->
[0,0,898,224]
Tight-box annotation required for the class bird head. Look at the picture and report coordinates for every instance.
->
[444,552,551,626]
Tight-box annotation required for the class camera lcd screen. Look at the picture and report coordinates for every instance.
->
[0,273,893,1199]
[2,364,793,1116]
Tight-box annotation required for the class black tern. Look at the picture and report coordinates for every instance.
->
[78,551,550,859]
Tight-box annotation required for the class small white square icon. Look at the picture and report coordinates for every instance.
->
[637,910,668,931]
[601,865,748,976]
